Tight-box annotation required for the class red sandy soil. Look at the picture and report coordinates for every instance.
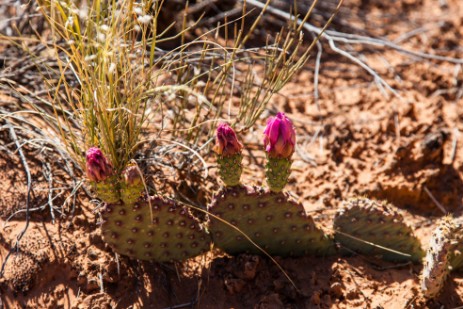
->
[1,0,463,308]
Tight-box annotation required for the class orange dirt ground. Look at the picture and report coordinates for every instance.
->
[1,0,463,308]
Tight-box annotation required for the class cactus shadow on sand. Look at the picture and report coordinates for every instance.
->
[203,254,339,308]
[359,129,463,215]
[367,164,463,216]
[416,278,463,308]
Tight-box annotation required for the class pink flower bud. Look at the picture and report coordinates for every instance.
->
[263,112,296,158]
[213,123,243,156]
[85,147,113,182]
[122,162,143,186]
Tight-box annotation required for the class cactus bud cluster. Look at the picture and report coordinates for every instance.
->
[214,113,296,192]
[210,114,333,257]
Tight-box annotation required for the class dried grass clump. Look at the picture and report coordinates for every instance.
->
[33,0,341,174]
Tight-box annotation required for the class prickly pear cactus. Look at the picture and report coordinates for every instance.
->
[262,112,296,193]
[265,158,292,193]
[208,185,335,257]
[101,195,211,262]
[94,175,121,204]
[333,198,424,263]
[213,123,244,187]
[85,147,121,204]
[421,216,459,298]
[217,154,243,187]
[120,161,145,205]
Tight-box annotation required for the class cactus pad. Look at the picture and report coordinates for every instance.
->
[101,195,211,262]
[333,198,424,263]
[120,162,145,205]
[265,157,292,192]
[94,175,120,204]
[208,185,335,257]
[421,216,457,298]
[217,153,243,186]
[120,180,144,205]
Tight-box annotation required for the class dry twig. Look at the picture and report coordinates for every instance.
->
[0,120,33,278]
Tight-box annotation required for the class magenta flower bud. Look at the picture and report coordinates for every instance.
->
[122,162,142,186]
[263,112,296,159]
[121,161,144,204]
[85,147,113,182]
[213,123,243,157]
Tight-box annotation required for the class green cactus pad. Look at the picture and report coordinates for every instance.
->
[120,180,144,205]
[101,195,211,262]
[208,185,335,257]
[94,175,120,204]
[333,198,424,263]
[217,153,243,186]
[421,216,457,298]
[265,157,292,192]
[120,161,145,205]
